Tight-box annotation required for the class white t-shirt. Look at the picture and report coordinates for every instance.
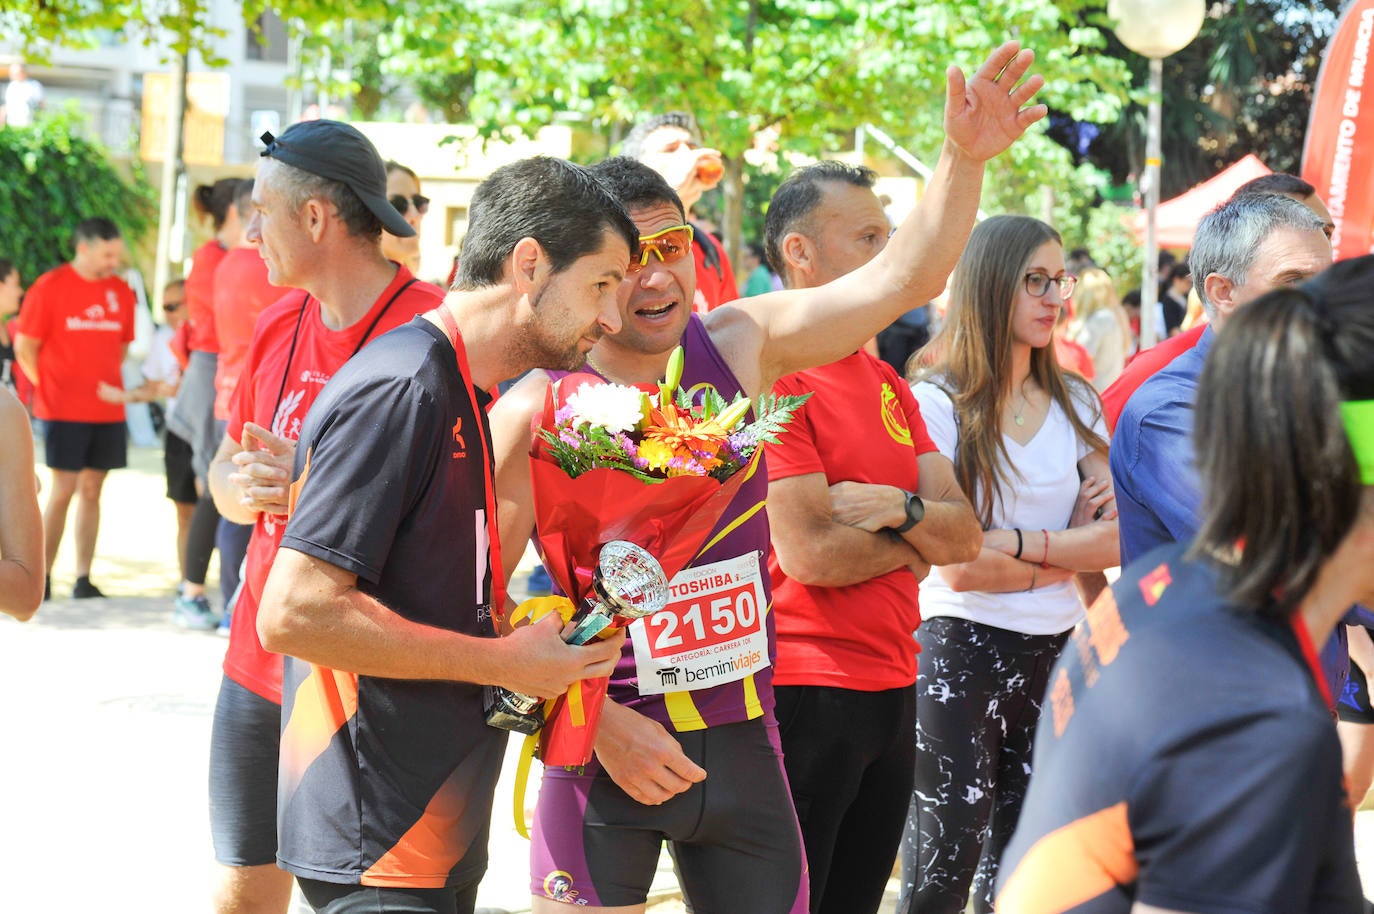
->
[911,379,1106,635]
[141,324,181,414]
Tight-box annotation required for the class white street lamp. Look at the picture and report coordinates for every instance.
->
[1109,0,1205,351]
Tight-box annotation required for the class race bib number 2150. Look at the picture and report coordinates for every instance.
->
[629,553,770,696]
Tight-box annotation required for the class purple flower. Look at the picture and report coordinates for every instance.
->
[555,405,574,425]
[559,429,581,448]
[633,457,650,470]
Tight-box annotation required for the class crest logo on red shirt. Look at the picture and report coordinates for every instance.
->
[880,382,913,446]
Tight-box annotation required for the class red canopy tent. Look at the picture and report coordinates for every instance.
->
[1131,154,1272,248]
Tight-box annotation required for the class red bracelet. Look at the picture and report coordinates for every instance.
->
[1041,529,1051,569]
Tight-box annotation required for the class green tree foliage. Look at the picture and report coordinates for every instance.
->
[1,0,223,60]
[376,0,1131,256]
[0,109,156,282]
[1087,0,1343,198]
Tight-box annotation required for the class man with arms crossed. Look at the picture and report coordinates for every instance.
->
[490,41,1045,913]
[762,161,981,913]
[255,156,634,914]
[205,120,444,914]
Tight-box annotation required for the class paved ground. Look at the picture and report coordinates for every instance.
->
[1,443,1367,911]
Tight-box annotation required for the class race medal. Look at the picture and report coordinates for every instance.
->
[630,553,770,695]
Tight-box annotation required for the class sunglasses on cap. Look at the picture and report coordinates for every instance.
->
[390,193,430,217]
[626,225,695,275]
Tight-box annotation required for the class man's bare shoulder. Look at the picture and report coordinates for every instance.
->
[489,370,553,439]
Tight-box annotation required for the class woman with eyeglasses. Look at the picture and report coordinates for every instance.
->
[898,215,1120,914]
[384,160,427,276]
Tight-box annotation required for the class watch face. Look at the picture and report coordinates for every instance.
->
[907,492,925,525]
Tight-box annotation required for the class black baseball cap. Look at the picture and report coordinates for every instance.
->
[259,120,415,238]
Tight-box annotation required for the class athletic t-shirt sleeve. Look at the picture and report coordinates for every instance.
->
[894,368,937,458]
[281,374,440,584]
[15,274,51,340]
[764,373,823,480]
[1130,709,1348,912]
[910,381,957,459]
[118,282,137,344]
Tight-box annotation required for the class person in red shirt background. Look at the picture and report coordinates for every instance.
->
[167,177,243,629]
[14,217,135,599]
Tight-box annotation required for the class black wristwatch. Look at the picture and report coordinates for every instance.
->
[893,489,925,533]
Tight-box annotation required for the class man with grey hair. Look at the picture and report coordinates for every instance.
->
[1110,192,1331,567]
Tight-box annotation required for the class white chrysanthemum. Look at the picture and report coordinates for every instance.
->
[566,382,645,433]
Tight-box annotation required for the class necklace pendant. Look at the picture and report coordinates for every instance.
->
[1014,414,1025,427]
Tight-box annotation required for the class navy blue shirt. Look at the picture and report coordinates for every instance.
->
[997,544,1363,913]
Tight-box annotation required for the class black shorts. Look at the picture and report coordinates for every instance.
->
[530,717,806,912]
[44,420,127,472]
[209,675,281,867]
[164,430,198,504]
[297,878,480,914]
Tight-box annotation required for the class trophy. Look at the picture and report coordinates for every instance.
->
[485,540,670,735]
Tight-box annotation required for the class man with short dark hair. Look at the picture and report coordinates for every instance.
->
[205,119,447,914]
[255,154,635,914]
[491,41,1045,914]
[623,111,738,311]
[15,216,135,600]
[761,161,981,914]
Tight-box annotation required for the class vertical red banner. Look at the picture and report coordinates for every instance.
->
[1303,0,1374,261]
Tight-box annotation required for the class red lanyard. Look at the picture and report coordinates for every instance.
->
[1290,614,1336,713]
[436,307,507,628]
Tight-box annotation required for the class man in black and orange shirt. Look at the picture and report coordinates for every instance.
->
[256,156,635,913]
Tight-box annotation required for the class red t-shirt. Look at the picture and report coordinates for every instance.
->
[1055,335,1096,382]
[691,227,738,313]
[223,265,444,703]
[766,351,938,691]
[185,239,228,354]
[212,246,282,420]
[15,263,135,422]
[1100,323,1206,432]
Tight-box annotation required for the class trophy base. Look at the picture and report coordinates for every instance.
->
[483,686,546,735]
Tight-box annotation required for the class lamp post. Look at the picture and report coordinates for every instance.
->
[1109,0,1205,351]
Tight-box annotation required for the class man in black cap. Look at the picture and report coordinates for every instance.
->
[204,119,447,914]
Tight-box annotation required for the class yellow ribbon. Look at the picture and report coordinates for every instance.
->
[509,594,581,839]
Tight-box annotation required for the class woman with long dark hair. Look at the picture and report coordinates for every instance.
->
[899,215,1120,913]
[997,256,1373,911]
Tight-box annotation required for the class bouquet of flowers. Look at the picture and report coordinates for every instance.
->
[527,346,808,767]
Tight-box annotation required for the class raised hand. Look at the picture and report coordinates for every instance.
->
[944,40,1048,162]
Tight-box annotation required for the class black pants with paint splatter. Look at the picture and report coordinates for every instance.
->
[897,616,1069,914]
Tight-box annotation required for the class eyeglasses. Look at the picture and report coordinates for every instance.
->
[1024,271,1077,299]
[626,224,695,275]
[389,193,430,217]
